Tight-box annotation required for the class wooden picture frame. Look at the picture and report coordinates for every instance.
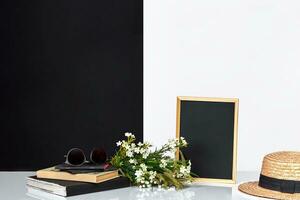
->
[176,96,239,184]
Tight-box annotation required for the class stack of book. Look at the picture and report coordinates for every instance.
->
[26,164,130,198]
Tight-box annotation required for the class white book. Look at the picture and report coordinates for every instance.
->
[27,186,67,200]
[27,176,66,196]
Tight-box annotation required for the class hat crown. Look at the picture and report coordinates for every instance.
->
[261,151,300,181]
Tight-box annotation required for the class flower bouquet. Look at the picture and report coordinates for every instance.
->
[111,133,193,189]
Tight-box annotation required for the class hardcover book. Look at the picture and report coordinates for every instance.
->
[37,167,118,183]
[27,176,131,197]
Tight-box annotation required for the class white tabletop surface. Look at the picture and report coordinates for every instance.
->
[0,171,265,200]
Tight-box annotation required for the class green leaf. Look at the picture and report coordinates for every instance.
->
[179,150,186,162]
[190,171,199,177]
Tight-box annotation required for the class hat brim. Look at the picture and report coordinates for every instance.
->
[239,181,300,200]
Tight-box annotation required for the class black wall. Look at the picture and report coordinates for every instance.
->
[0,0,143,170]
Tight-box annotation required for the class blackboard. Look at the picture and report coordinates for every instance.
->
[176,97,238,184]
[0,0,143,170]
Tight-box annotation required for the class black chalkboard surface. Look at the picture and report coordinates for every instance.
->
[0,0,143,170]
[176,97,239,184]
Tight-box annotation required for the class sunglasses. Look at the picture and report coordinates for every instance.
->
[65,148,107,166]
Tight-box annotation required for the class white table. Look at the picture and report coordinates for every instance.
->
[0,172,263,200]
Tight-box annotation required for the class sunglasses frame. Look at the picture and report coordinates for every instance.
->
[65,148,107,166]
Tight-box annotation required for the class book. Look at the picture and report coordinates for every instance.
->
[37,167,119,183]
[26,176,131,197]
[27,186,67,200]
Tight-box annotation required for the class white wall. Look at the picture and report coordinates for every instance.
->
[144,0,300,171]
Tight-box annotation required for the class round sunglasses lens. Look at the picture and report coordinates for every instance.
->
[67,149,85,165]
[90,148,107,164]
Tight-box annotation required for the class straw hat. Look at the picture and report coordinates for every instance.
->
[239,151,300,200]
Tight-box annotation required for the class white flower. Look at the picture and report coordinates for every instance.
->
[149,171,157,181]
[136,175,145,183]
[137,142,143,146]
[149,170,155,175]
[167,139,177,150]
[126,151,133,157]
[142,151,149,159]
[129,159,137,164]
[134,147,140,154]
[122,142,130,150]
[139,148,145,154]
[125,132,135,138]
[178,163,191,178]
[116,141,122,146]
[180,166,186,174]
[187,165,191,172]
[159,159,167,168]
[135,169,143,178]
[140,163,147,171]
[180,137,187,146]
[131,143,136,148]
